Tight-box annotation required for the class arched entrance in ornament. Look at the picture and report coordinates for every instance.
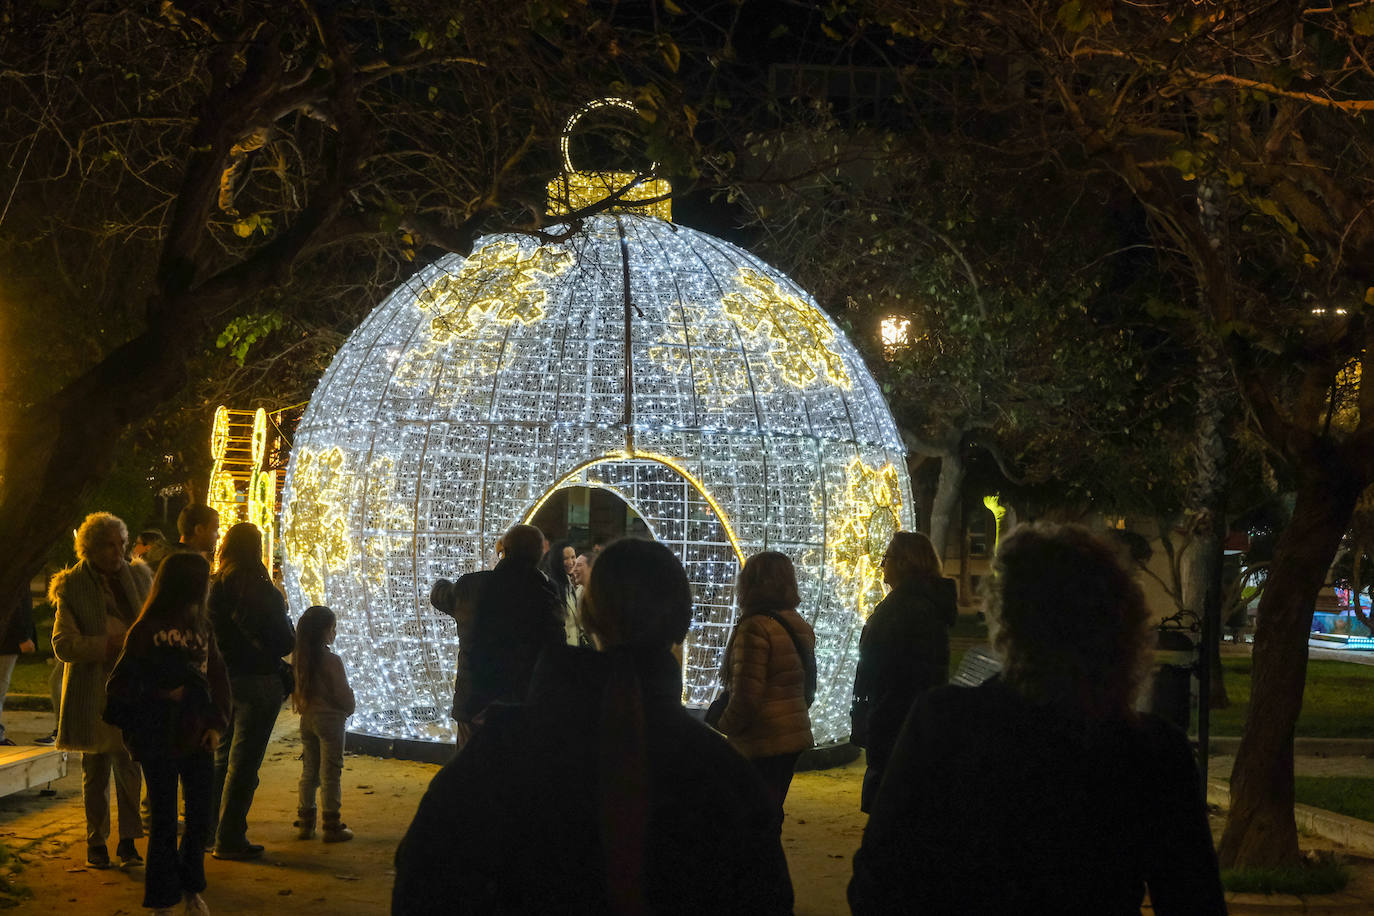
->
[527,486,653,550]
[522,455,743,707]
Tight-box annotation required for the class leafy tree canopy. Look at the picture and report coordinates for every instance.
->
[732,108,1198,533]
[832,0,1374,869]
[0,0,728,587]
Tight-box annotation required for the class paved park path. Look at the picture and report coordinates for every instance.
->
[0,708,869,916]
[0,700,1371,913]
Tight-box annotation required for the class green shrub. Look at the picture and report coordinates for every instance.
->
[1294,777,1374,823]
[1221,860,1350,895]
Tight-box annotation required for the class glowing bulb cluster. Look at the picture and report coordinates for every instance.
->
[281,211,911,746]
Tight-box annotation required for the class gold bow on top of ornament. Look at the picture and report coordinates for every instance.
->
[546,98,672,221]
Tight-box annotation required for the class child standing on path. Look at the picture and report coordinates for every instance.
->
[292,605,355,843]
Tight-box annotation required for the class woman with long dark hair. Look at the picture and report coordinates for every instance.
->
[849,524,1225,913]
[394,538,793,915]
[714,551,816,829]
[205,523,295,859]
[541,539,583,645]
[849,530,956,811]
[105,552,230,916]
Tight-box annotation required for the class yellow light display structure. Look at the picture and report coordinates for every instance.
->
[280,106,912,747]
[207,406,276,569]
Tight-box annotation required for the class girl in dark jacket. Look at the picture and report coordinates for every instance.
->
[105,552,231,916]
[850,531,956,812]
[206,523,295,858]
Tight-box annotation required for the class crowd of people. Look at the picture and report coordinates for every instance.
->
[41,507,334,915]
[11,503,1224,914]
[847,525,1226,914]
[397,520,1223,913]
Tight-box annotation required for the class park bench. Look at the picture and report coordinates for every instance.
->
[950,646,1001,687]
[0,746,66,799]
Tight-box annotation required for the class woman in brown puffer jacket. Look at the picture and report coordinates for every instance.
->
[716,551,816,831]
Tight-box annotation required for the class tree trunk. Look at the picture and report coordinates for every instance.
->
[1218,468,1363,867]
[1352,545,1369,629]
[1194,519,1231,711]
[958,493,971,608]
[0,320,196,608]
[1188,342,1230,711]
[1206,614,1230,709]
[928,451,964,563]
[907,454,938,535]
[1349,484,1374,629]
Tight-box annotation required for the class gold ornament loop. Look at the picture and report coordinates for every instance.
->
[560,98,657,175]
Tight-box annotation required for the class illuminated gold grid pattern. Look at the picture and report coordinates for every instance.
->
[546,171,673,221]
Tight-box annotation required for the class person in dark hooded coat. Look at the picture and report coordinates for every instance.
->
[850,531,957,812]
[393,538,793,916]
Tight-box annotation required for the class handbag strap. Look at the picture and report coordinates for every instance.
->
[761,610,817,705]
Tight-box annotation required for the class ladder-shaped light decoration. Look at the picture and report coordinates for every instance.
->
[207,406,276,569]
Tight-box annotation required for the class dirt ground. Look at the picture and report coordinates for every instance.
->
[0,709,865,915]
[2,706,1373,915]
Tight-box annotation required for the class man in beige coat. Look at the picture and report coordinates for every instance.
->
[51,512,150,870]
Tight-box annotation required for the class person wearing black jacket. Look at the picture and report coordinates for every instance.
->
[457,524,564,723]
[849,523,1225,915]
[394,538,794,915]
[850,531,957,812]
[0,580,37,746]
[105,552,231,916]
[429,570,491,753]
[205,523,295,859]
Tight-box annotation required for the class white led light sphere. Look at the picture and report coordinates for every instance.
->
[281,211,912,747]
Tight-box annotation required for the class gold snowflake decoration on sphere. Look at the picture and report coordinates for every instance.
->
[416,240,573,342]
[648,303,775,406]
[282,446,352,607]
[360,454,414,591]
[722,268,852,390]
[825,456,904,618]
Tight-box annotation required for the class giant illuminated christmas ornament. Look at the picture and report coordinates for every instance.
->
[280,100,912,748]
